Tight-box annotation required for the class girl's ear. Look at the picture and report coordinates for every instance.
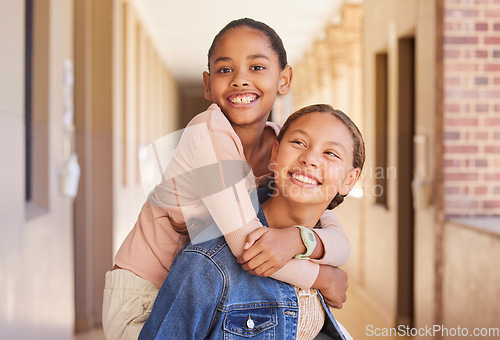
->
[203,71,213,101]
[339,168,361,196]
[277,65,292,95]
[269,140,280,172]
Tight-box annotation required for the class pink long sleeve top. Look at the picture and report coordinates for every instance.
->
[114,104,350,289]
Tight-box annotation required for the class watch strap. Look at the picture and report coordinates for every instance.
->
[293,225,317,260]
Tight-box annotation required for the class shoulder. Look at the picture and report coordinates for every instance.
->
[179,236,244,281]
[184,104,244,156]
[174,104,245,163]
[178,236,234,275]
[265,120,281,136]
[167,237,230,291]
[188,104,233,133]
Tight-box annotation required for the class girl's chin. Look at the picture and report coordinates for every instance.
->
[278,192,323,205]
[276,188,332,206]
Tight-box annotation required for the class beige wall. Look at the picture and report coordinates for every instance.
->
[443,221,500,338]
[0,1,24,116]
[0,0,76,338]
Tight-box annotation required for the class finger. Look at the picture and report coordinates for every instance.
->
[237,244,262,264]
[260,265,279,277]
[252,262,275,277]
[241,254,267,271]
[326,298,342,309]
[323,296,342,309]
[243,227,268,250]
[246,265,272,277]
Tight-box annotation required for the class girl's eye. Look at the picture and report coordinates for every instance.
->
[325,150,340,159]
[218,67,232,74]
[251,65,265,71]
[291,140,305,147]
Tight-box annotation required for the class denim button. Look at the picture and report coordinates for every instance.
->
[246,315,255,329]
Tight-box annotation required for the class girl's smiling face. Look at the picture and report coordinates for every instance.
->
[270,112,360,208]
[203,26,291,128]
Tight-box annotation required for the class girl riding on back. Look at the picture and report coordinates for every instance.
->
[102,18,351,340]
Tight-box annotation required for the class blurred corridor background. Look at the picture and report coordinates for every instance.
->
[1,0,499,339]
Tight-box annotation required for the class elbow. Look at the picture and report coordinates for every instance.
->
[333,238,351,267]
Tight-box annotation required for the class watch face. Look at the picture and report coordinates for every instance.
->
[307,233,315,242]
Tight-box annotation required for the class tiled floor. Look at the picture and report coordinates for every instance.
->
[334,284,410,340]
[76,328,106,340]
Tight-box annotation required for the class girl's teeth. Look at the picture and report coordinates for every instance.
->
[230,95,256,104]
[293,173,318,185]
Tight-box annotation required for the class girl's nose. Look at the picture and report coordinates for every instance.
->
[299,150,319,167]
[231,70,249,87]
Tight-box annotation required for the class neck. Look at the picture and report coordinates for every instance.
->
[231,121,267,161]
[261,194,325,229]
[231,120,275,177]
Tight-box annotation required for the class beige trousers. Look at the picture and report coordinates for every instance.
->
[102,269,159,340]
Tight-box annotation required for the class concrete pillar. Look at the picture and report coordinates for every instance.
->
[74,0,114,330]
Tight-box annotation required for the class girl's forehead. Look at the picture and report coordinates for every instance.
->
[292,112,340,127]
[220,26,267,41]
[286,113,352,142]
[211,26,273,57]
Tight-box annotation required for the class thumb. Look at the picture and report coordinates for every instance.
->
[244,227,268,250]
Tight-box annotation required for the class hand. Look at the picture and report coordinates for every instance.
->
[313,265,348,309]
[237,227,303,277]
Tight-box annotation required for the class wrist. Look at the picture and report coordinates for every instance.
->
[312,265,329,290]
[309,230,325,260]
[291,226,307,255]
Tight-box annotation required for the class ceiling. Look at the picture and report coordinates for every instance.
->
[128,0,359,89]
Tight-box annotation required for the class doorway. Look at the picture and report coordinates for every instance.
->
[396,36,416,327]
